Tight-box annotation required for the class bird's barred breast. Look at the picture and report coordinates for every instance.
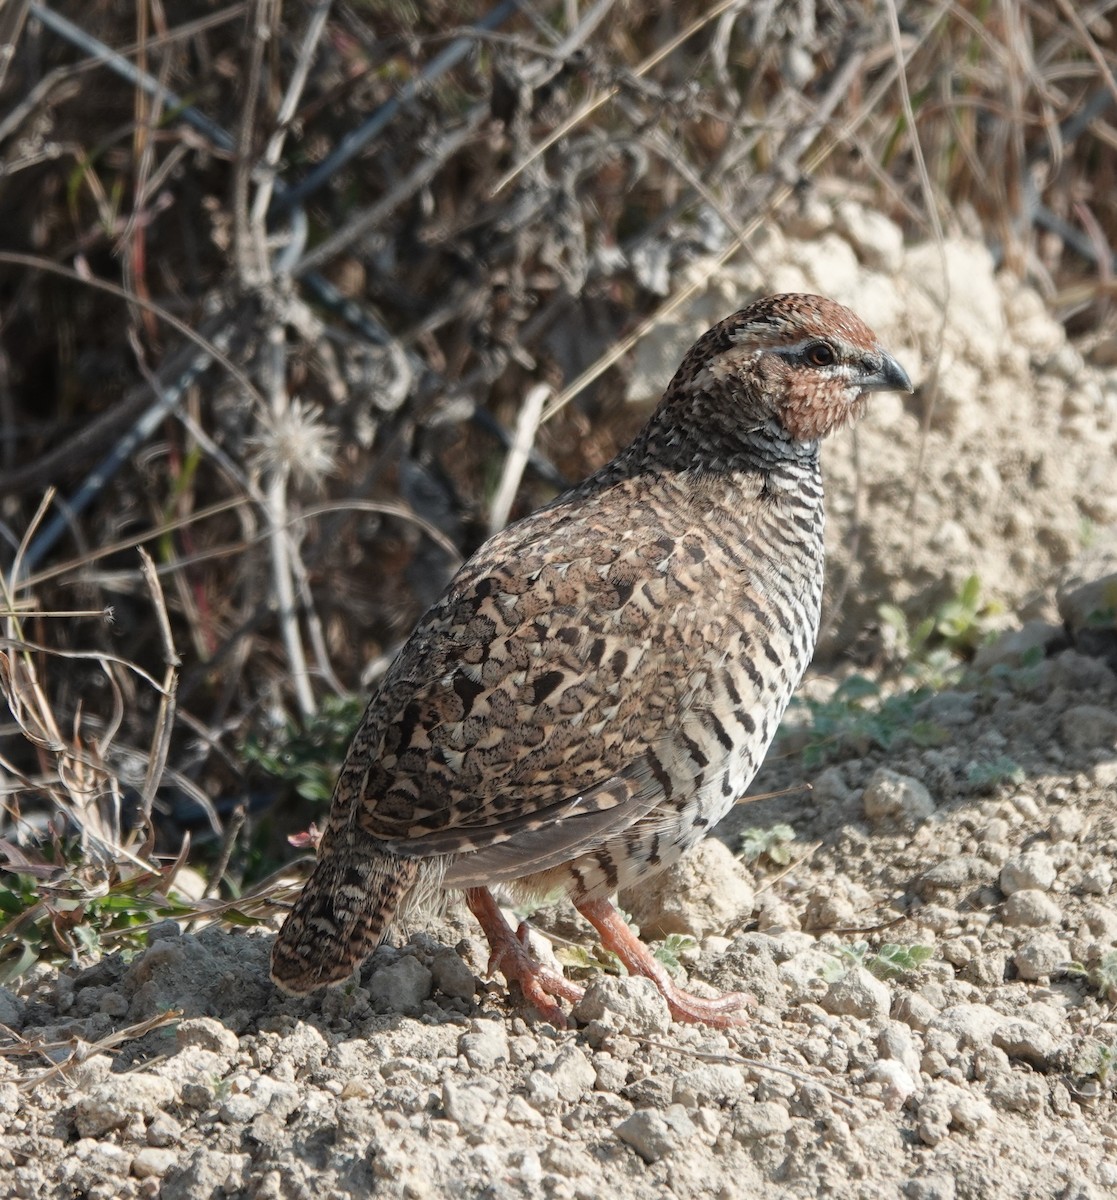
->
[520,462,827,901]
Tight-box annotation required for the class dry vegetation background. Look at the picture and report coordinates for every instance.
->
[2,0,1117,967]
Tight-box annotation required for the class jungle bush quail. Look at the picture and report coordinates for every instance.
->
[271,293,913,1026]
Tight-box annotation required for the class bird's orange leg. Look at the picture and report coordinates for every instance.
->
[465,887,584,1026]
[575,896,753,1028]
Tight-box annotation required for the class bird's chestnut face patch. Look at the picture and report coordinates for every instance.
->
[713,295,913,442]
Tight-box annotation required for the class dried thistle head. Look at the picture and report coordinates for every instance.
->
[249,397,339,489]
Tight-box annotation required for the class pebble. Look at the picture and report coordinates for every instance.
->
[442,1079,492,1132]
[175,1016,239,1057]
[991,1019,1064,1069]
[731,1100,791,1141]
[1059,705,1117,749]
[999,850,1056,895]
[71,1074,175,1138]
[868,1059,918,1108]
[671,1064,747,1108]
[430,951,477,1001]
[820,967,891,1022]
[919,856,996,894]
[916,1081,992,1145]
[459,1020,509,1071]
[159,1149,250,1200]
[862,767,936,830]
[619,838,755,938]
[146,1113,183,1148]
[929,1003,1003,1046]
[893,992,938,1032]
[1013,933,1070,981]
[1002,889,1061,927]
[525,1069,561,1113]
[131,1148,179,1179]
[615,1105,697,1163]
[903,1174,957,1200]
[1081,863,1113,895]
[546,1044,596,1103]
[572,976,671,1037]
[369,956,433,1013]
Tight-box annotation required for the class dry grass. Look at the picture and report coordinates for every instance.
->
[2,0,1117,969]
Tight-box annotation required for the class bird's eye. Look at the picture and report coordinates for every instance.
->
[804,342,836,367]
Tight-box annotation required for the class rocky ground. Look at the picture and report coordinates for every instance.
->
[2,595,1117,1198]
[4,211,1117,1198]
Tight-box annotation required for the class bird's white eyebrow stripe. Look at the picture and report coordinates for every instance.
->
[763,336,866,358]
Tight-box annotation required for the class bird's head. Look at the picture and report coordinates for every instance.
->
[672,293,913,444]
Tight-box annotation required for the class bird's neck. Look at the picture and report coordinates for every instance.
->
[623,402,821,480]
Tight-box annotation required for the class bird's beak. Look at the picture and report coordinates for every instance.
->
[859,350,913,394]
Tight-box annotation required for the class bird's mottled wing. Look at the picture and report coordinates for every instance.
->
[328,478,724,864]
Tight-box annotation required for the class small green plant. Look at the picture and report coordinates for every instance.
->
[1075,1042,1117,1089]
[738,823,797,866]
[554,942,626,976]
[965,756,1025,791]
[242,694,365,802]
[788,675,947,768]
[1066,951,1117,1001]
[821,940,935,983]
[879,574,1004,685]
[653,934,698,979]
[0,836,206,983]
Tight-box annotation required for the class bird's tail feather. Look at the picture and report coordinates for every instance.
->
[271,838,419,994]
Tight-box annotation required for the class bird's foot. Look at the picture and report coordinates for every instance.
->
[575,896,754,1029]
[465,887,584,1027]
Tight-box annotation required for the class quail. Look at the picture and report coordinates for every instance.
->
[271,293,912,1026]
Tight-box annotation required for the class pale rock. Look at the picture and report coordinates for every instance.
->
[278,1023,328,1070]
[820,967,891,1022]
[615,1105,697,1163]
[1002,889,1061,928]
[731,1100,791,1141]
[1081,863,1113,895]
[459,1020,509,1071]
[619,837,754,938]
[878,1022,923,1078]
[778,947,834,1004]
[869,1059,918,1108]
[893,991,938,1032]
[1000,849,1057,895]
[907,238,1005,344]
[929,1003,1003,1047]
[1013,934,1070,981]
[442,1079,492,1132]
[368,955,433,1013]
[72,1073,175,1138]
[159,1149,250,1200]
[671,1064,747,1108]
[131,1147,179,1179]
[175,1016,239,1057]
[572,975,671,1037]
[992,1019,1066,1069]
[546,1044,595,1102]
[789,232,861,299]
[916,1081,992,1145]
[862,767,936,830]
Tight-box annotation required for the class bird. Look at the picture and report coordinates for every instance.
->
[270,293,912,1026]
